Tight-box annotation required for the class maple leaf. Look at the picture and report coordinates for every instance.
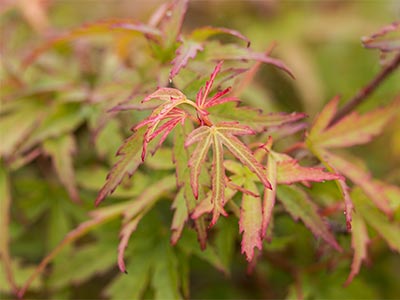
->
[307,96,400,150]
[362,21,400,53]
[95,127,146,206]
[255,137,343,239]
[273,153,344,185]
[239,180,262,262]
[152,0,188,50]
[190,61,241,123]
[306,97,399,221]
[208,102,306,133]
[186,122,270,227]
[352,187,400,253]
[277,185,342,251]
[171,123,208,248]
[345,210,369,286]
[135,88,191,160]
[321,151,392,217]
[205,42,295,78]
[222,136,342,261]
[170,26,250,78]
[117,175,176,273]
[305,96,400,284]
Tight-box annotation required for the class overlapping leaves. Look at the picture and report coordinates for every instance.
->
[9,1,399,298]
[306,96,400,284]
[185,122,270,228]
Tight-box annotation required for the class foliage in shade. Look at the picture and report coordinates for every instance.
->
[43,135,80,203]
[276,185,342,251]
[0,165,17,294]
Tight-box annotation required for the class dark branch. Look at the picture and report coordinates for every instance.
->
[331,52,400,125]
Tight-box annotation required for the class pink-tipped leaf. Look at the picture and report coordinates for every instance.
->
[345,211,370,285]
[196,61,224,107]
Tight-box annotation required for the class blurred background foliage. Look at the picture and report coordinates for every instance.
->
[1,1,399,299]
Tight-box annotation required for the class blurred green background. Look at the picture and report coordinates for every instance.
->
[1,1,399,299]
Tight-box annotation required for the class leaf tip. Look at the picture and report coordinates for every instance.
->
[94,194,104,207]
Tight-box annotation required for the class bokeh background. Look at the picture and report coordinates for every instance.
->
[1,1,399,299]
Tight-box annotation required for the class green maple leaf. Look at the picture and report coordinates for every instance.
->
[186,122,270,227]
[95,127,146,206]
[306,96,400,284]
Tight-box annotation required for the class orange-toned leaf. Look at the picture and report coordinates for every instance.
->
[23,19,161,67]
[308,96,340,139]
[308,97,400,149]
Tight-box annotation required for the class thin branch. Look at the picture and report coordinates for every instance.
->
[331,52,400,125]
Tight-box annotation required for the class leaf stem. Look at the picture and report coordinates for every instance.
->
[330,52,400,126]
